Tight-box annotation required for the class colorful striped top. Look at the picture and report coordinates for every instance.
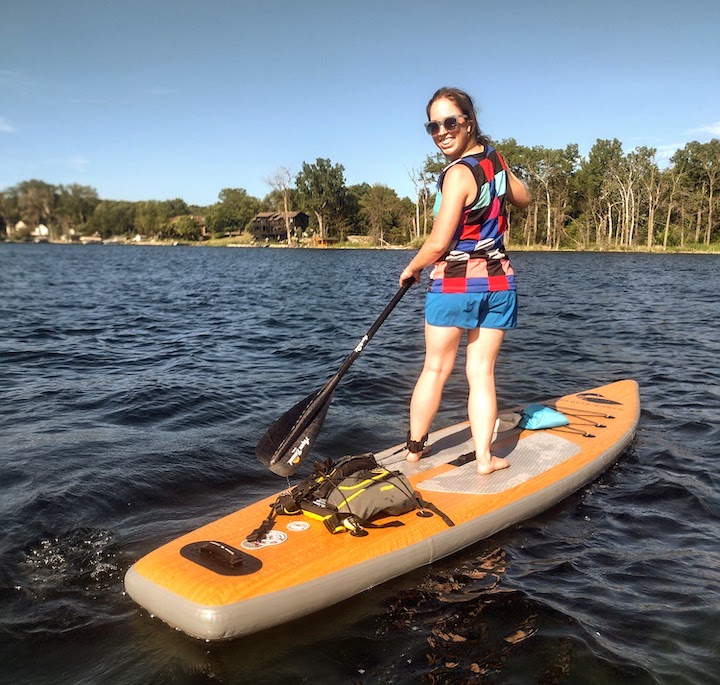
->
[428,145,516,294]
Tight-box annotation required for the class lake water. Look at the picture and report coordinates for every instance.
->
[1,243,719,685]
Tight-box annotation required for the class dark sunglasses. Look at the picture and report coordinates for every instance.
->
[424,114,468,136]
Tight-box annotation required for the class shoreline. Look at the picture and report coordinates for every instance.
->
[2,239,718,255]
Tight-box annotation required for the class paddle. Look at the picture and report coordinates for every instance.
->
[256,280,413,477]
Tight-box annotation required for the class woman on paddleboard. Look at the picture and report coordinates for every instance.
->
[399,87,530,475]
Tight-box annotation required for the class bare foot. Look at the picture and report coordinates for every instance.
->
[476,455,509,475]
[406,446,431,463]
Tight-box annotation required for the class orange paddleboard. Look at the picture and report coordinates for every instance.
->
[125,379,639,640]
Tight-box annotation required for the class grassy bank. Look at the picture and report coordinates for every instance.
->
[4,237,719,254]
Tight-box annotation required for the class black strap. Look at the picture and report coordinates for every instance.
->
[354,517,404,529]
[406,431,428,454]
[324,512,405,535]
[416,496,455,527]
[246,503,280,543]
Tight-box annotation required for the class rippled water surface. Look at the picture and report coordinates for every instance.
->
[1,243,719,684]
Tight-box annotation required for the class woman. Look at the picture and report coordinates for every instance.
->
[399,87,530,475]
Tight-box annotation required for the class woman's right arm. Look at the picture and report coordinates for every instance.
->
[399,164,475,286]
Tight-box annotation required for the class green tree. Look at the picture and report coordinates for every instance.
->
[423,152,446,177]
[520,144,579,248]
[0,189,20,236]
[205,188,261,235]
[627,147,662,249]
[84,201,136,238]
[662,152,688,249]
[167,215,202,241]
[345,183,372,235]
[359,184,402,245]
[15,180,56,235]
[134,201,162,236]
[395,196,417,244]
[345,183,369,235]
[55,184,100,236]
[295,158,348,239]
[575,139,625,247]
[133,199,188,236]
[680,140,720,244]
[163,198,190,217]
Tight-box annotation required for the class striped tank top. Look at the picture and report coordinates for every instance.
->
[428,145,516,294]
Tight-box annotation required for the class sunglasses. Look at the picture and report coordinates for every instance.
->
[424,114,468,136]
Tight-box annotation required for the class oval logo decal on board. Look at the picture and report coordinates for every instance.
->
[241,530,288,550]
[577,392,621,406]
[286,521,310,532]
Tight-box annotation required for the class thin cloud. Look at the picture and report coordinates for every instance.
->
[0,117,17,133]
[45,156,90,172]
[688,121,720,136]
[623,136,681,161]
[67,156,90,172]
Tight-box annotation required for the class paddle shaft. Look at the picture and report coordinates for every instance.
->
[263,281,413,473]
[323,280,412,386]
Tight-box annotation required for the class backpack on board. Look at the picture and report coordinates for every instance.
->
[246,453,453,541]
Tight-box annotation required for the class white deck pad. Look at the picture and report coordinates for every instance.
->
[418,432,581,495]
[378,422,473,472]
[378,412,523,475]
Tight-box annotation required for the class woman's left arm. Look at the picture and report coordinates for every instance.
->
[506,168,531,209]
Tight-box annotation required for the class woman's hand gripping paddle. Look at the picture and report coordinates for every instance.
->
[256,281,413,477]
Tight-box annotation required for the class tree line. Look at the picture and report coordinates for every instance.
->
[2,137,718,249]
[500,137,720,249]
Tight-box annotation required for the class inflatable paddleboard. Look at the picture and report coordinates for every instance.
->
[125,379,639,640]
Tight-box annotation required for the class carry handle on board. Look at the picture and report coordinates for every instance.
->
[256,280,413,477]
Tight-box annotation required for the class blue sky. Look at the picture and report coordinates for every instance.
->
[2,0,719,206]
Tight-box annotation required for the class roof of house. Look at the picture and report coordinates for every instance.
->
[252,211,306,220]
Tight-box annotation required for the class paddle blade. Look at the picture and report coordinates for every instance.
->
[255,389,330,477]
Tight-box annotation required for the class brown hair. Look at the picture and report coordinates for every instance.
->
[426,87,490,146]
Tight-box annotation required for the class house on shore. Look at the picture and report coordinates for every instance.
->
[250,211,309,241]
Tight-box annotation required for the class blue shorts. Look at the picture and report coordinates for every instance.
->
[425,291,517,330]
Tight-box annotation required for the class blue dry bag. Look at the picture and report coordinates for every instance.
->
[518,404,569,430]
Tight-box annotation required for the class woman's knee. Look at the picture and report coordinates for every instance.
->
[422,362,454,384]
[465,361,496,385]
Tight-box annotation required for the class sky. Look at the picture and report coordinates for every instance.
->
[2,0,719,207]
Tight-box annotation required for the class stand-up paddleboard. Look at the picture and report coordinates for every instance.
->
[125,379,639,640]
